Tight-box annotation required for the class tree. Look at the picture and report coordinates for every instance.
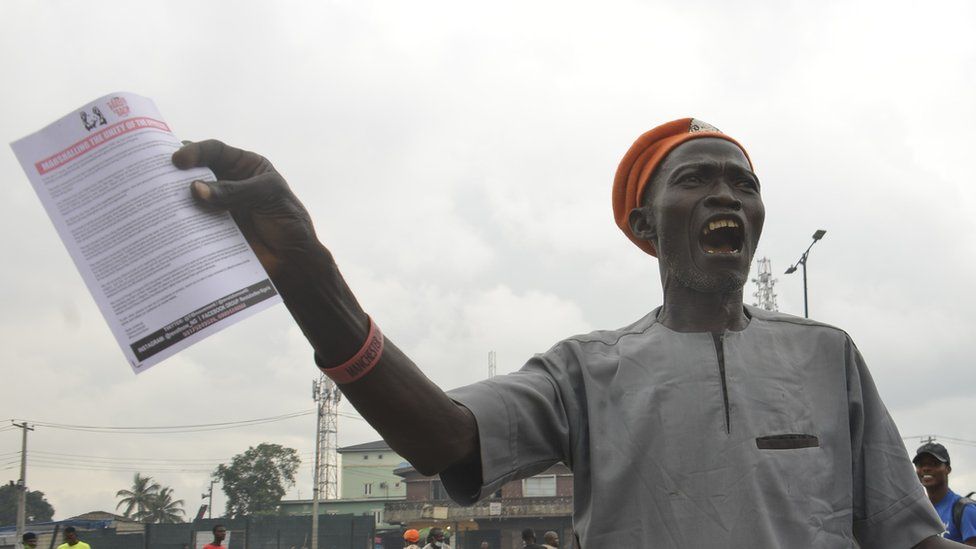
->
[115,473,160,520]
[142,486,185,524]
[214,443,301,517]
[0,483,55,525]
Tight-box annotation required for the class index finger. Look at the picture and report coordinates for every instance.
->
[172,139,267,180]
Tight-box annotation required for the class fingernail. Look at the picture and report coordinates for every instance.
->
[192,180,212,200]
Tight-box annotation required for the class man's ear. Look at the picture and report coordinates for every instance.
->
[628,205,658,242]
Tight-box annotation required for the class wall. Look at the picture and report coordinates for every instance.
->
[340,450,407,500]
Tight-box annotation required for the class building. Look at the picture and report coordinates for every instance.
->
[385,463,573,549]
[337,440,408,501]
[278,440,407,532]
[279,440,574,548]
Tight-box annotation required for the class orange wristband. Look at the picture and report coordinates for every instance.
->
[318,317,384,384]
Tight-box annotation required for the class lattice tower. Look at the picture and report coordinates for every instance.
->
[313,374,341,500]
[751,257,779,311]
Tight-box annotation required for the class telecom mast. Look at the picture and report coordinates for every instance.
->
[488,350,497,378]
[311,374,341,549]
[751,257,779,311]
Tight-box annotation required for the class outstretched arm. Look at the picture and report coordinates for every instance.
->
[172,140,479,477]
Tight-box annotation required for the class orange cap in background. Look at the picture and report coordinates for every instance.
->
[611,118,751,256]
[404,529,420,543]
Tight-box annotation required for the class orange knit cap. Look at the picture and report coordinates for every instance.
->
[612,118,752,256]
[404,529,420,543]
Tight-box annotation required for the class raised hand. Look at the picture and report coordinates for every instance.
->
[172,139,480,480]
[172,139,321,280]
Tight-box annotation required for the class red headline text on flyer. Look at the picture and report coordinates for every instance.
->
[35,117,171,175]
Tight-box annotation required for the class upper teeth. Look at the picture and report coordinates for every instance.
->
[703,219,739,234]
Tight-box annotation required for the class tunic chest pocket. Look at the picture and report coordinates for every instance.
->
[756,433,820,450]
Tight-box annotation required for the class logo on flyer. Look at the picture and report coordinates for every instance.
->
[79,106,107,131]
[107,96,130,118]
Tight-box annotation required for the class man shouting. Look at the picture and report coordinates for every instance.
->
[173,118,952,547]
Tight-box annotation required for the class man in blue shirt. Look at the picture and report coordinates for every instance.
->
[915,442,976,545]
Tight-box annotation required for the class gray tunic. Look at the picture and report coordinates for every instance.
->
[443,306,943,547]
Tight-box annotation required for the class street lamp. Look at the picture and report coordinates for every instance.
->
[784,229,827,318]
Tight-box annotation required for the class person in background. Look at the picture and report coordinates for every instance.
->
[22,532,38,548]
[521,528,544,549]
[202,524,227,548]
[542,531,559,548]
[57,527,90,549]
[403,528,421,549]
[915,443,976,545]
[422,527,451,549]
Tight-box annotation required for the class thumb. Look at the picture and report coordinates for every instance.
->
[190,171,280,210]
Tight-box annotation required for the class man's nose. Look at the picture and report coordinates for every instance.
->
[704,183,742,210]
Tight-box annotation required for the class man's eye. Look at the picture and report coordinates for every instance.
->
[678,175,704,185]
[736,178,758,190]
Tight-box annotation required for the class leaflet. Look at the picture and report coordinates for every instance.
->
[11,92,281,373]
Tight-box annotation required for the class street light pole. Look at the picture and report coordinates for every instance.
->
[801,257,808,319]
[785,229,827,318]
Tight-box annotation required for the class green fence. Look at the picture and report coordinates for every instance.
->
[21,514,374,549]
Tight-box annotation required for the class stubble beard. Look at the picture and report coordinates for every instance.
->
[659,243,750,294]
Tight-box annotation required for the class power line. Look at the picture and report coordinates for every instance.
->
[28,451,235,464]
[26,449,315,464]
[935,436,976,447]
[9,410,315,434]
[12,450,320,475]
[3,409,366,435]
[12,450,313,464]
[27,463,215,474]
[14,453,316,472]
[0,408,389,487]
[902,435,976,447]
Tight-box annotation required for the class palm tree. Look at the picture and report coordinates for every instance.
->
[115,473,160,520]
[143,487,185,524]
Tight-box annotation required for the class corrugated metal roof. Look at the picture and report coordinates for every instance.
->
[337,439,391,453]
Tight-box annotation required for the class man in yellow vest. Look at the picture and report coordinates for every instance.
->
[56,527,90,549]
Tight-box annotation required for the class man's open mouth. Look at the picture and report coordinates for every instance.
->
[700,217,745,254]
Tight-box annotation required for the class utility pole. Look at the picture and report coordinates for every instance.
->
[488,351,496,378]
[311,375,340,549]
[201,480,216,519]
[13,422,33,549]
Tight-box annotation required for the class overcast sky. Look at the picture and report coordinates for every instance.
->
[2,0,975,520]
